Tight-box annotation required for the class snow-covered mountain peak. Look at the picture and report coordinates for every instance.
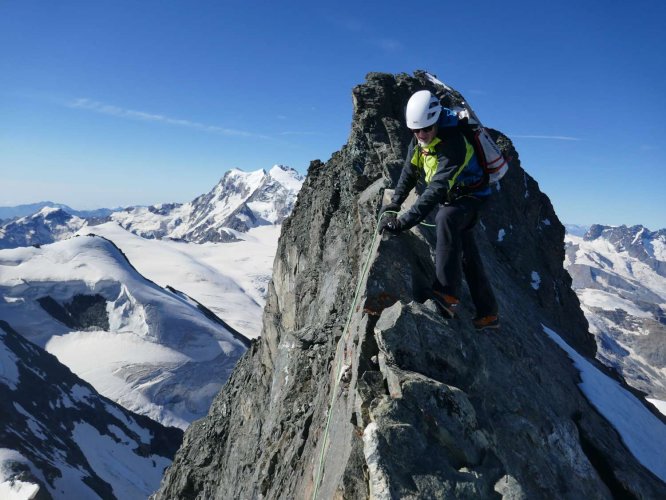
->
[579,224,666,271]
[584,223,659,243]
[216,165,302,199]
[268,163,304,191]
[35,205,62,217]
[565,223,666,403]
[111,165,303,243]
[0,206,87,249]
[0,234,132,287]
[215,168,268,199]
[232,166,265,182]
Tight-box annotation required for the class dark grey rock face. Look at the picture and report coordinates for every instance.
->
[153,72,665,499]
[37,294,110,330]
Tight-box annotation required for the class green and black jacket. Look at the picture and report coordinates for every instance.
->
[391,128,490,229]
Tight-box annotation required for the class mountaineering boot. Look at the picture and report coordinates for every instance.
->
[432,291,459,319]
[473,315,500,331]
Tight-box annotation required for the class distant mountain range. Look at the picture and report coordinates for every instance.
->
[0,201,115,221]
[0,164,303,249]
[110,164,302,243]
[0,206,88,249]
[563,223,590,237]
[565,224,666,403]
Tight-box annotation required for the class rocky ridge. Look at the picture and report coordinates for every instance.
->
[154,72,665,499]
[0,320,182,499]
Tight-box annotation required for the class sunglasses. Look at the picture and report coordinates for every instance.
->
[410,124,434,134]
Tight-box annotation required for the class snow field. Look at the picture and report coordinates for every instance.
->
[543,325,666,481]
[578,289,653,320]
[77,221,279,338]
[0,235,248,428]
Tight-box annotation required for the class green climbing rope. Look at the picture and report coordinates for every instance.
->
[311,210,434,499]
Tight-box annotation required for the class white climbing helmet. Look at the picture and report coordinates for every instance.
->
[405,90,442,129]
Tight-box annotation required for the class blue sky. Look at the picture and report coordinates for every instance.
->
[1,0,665,229]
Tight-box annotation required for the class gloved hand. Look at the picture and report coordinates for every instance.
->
[378,202,400,219]
[378,214,404,234]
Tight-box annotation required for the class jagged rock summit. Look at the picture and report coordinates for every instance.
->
[154,72,666,498]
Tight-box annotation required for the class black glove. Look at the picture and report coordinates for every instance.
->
[378,202,401,219]
[378,214,404,234]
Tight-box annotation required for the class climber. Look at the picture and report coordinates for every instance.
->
[378,89,499,330]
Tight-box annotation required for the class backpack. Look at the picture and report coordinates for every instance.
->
[425,69,510,186]
[437,106,509,186]
[456,109,509,184]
